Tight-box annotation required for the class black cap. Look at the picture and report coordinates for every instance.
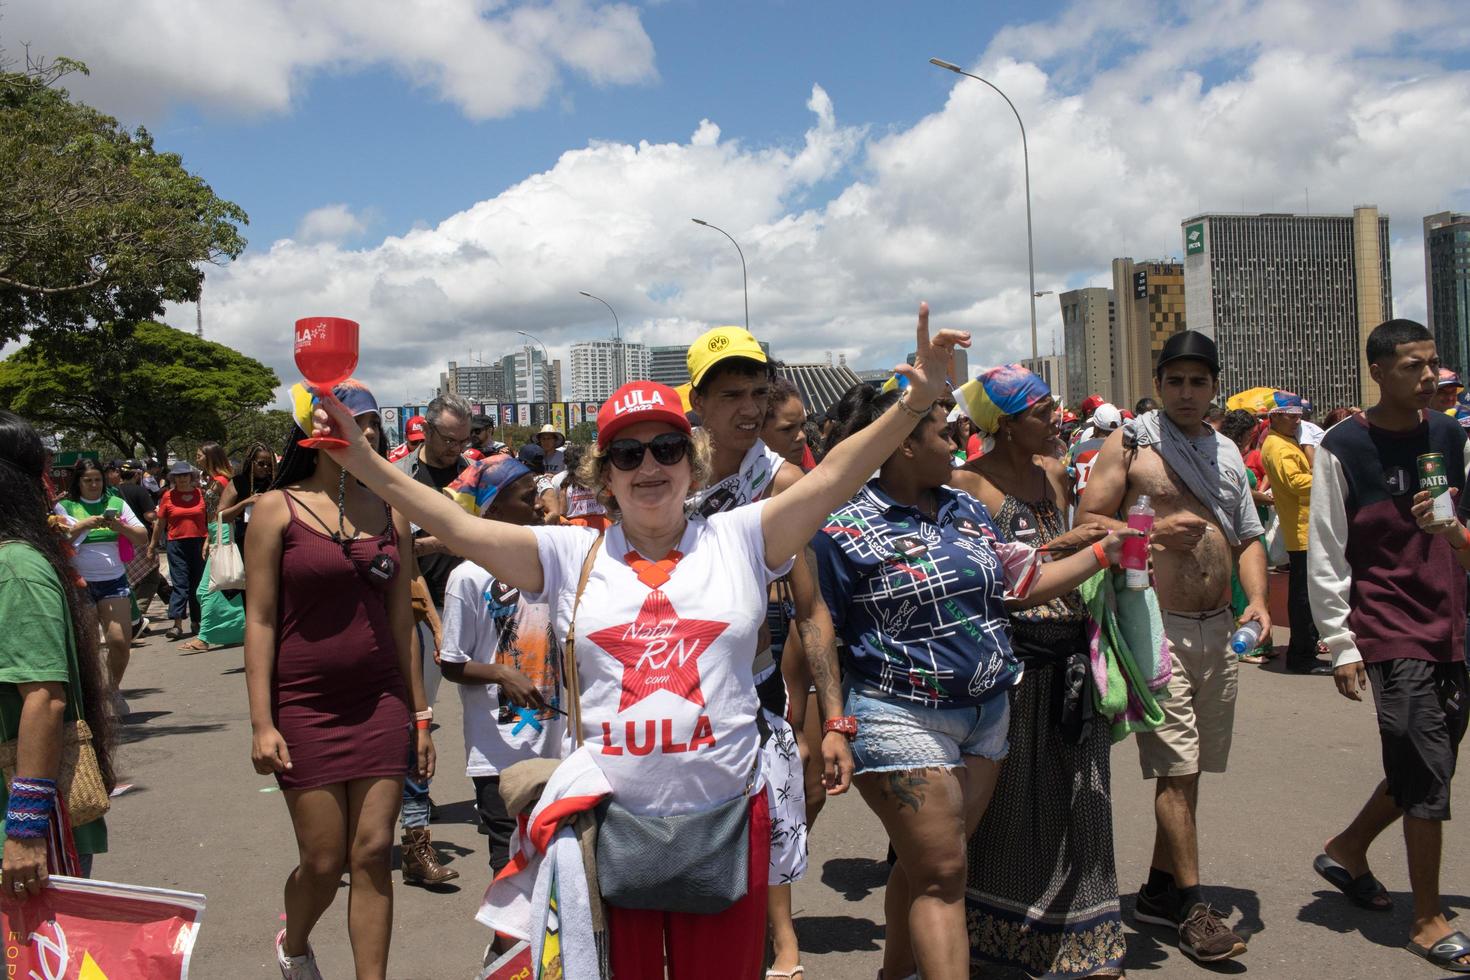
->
[470,413,493,429]
[1156,330,1219,374]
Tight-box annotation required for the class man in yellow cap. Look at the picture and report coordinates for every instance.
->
[685,325,851,980]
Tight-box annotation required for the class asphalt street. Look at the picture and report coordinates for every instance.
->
[95,624,1466,979]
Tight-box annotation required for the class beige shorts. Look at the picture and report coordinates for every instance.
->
[1136,608,1238,779]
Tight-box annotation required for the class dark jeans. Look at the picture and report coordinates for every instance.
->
[165,537,205,625]
[472,775,514,873]
[1286,550,1319,668]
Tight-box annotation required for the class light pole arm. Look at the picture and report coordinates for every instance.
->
[692,218,750,331]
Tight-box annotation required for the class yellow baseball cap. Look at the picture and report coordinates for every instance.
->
[687,325,767,387]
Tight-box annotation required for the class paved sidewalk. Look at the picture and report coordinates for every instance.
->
[98,629,1466,978]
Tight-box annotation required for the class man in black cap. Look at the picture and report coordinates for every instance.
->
[469,413,495,453]
[1078,329,1270,963]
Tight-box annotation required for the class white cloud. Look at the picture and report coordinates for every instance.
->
[4,0,656,120]
[294,204,370,244]
[161,0,1470,407]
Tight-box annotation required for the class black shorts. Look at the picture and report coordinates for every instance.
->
[1366,659,1470,821]
[472,775,514,873]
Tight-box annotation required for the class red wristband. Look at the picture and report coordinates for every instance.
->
[414,719,430,731]
[1091,540,1109,569]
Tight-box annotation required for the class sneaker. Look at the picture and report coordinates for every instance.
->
[274,928,323,980]
[1133,883,1181,927]
[1178,903,1247,962]
[134,617,151,638]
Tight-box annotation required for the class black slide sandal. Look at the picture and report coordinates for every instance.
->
[1312,854,1393,911]
[1406,930,1470,973]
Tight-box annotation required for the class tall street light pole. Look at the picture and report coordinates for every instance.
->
[929,57,1039,364]
[691,218,749,331]
[578,291,623,392]
[516,330,552,403]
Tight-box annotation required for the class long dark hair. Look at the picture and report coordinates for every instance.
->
[270,419,386,492]
[827,386,903,450]
[66,458,108,502]
[233,442,275,496]
[0,412,116,791]
[197,442,231,481]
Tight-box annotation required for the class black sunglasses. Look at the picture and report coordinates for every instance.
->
[608,432,691,471]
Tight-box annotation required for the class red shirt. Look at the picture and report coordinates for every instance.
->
[157,488,207,540]
[1243,448,1266,485]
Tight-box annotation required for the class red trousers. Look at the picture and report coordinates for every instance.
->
[607,792,771,979]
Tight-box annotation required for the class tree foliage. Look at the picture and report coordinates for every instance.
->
[0,55,248,344]
[0,321,279,460]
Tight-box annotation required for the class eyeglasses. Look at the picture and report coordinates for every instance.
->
[607,433,691,471]
[427,422,471,449]
[253,458,273,468]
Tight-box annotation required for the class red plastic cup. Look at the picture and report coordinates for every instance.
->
[294,316,359,449]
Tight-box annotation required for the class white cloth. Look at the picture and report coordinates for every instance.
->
[53,498,142,583]
[528,503,792,816]
[684,439,786,517]
[762,707,808,883]
[543,449,566,475]
[1306,450,1358,667]
[441,562,567,776]
[1297,420,1325,447]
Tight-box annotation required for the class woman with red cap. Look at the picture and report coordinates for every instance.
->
[308,306,965,979]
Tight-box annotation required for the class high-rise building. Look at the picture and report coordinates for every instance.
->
[1111,259,1185,409]
[1183,208,1391,409]
[547,358,564,403]
[1424,211,1470,375]
[649,345,690,387]
[439,360,504,402]
[570,340,652,401]
[499,346,552,403]
[1059,288,1115,405]
[1020,354,1067,408]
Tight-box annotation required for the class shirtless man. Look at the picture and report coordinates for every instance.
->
[1078,329,1270,964]
[683,326,852,980]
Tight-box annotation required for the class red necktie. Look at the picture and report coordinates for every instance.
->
[624,550,684,590]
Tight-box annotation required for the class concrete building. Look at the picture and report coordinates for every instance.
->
[439,360,504,403]
[570,340,652,401]
[778,363,863,414]
[1111,259,1185,409]
[649,345,690,387]
[1059,288,1115,406]
[1020,354,1067,408]
[499,347,552,403]
[1424,211,1470,376]
[1182,208,1391,409]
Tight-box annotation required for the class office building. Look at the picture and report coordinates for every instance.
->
[570,340,652,401]
[649,345,690,387]
[1183,208,1391,408]
[439,360,504,403]
[1111,259,1185,409]
[1020,354,1068,409]
[499,346,552,403]
[1059,288,1115,405]
[1424,211,1470,376]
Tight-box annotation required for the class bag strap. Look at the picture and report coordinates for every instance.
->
[563,533,604,748]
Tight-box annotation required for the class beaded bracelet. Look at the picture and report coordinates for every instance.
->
[896,397,934,421]
[6,777,57,840]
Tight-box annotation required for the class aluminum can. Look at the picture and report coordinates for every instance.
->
[1418,452,1457,527]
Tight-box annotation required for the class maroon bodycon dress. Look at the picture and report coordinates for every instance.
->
[271,494,411,790]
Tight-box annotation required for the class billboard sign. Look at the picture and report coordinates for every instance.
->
[1185,222,1205,255]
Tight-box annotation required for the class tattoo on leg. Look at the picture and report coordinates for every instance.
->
[883,771,929,812]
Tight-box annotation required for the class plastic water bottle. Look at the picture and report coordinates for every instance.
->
[1121,494,1154,589]
[1228,621,1264,655]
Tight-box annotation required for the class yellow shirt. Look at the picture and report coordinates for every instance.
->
[1261,430,1312,552]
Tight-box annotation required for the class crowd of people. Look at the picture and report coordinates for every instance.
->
[0,310,1466,979]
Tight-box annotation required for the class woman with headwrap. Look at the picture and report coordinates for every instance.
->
[244,379,433,979]
[949,365,1126,978]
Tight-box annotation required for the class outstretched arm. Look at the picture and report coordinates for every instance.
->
[761,303,969,566]
[312,398,545,592]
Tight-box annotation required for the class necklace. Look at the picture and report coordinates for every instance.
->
[333,468,351,551]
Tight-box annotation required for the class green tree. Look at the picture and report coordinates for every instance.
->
[0,55,247,344]
[0,321,279,460]
[223,409,294,458]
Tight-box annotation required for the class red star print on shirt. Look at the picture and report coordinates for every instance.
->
[588,589,730,712]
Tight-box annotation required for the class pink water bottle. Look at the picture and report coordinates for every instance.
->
[1121,494,1153,589]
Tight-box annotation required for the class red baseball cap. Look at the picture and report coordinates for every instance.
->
[1080,394,1105,417]
[597,381,692,448]
[405,415,427,443]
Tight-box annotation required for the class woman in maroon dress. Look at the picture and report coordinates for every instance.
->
[244,381,433,980]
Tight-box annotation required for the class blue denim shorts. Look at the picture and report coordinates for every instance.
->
[845,687,1010,774]
[85,574,131,603]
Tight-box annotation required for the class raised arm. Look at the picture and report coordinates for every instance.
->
[311,400,545,592]
[761,303,969,566]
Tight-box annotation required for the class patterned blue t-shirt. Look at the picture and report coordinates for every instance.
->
[814,480,1040,708]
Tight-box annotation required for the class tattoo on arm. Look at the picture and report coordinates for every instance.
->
[799,546,843,721]
[881,771,929,812]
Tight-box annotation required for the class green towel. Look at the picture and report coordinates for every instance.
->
[1079,570,1169,742]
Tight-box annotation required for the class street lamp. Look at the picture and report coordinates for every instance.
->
[930,57,1040,364]
[516,330,551,403]
[578,291,623,391]
[691,218,749,331]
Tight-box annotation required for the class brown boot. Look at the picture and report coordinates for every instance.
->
[400,827,459,886]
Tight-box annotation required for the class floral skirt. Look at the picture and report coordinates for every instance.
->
[966,656,1125,978]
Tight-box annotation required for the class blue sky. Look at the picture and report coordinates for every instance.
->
[11,0,1470,404]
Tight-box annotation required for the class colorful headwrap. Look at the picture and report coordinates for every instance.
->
[1266,390,1305,415]
[1455,404,1470,431]
[290,378,379,433]
[953,364,1051,452]
[444,457,533,515]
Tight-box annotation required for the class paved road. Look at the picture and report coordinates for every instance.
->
[100,626,1465,978]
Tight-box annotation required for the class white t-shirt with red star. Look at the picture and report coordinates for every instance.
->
[529,502,792,817]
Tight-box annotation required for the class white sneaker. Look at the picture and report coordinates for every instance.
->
[274,928,323,979]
